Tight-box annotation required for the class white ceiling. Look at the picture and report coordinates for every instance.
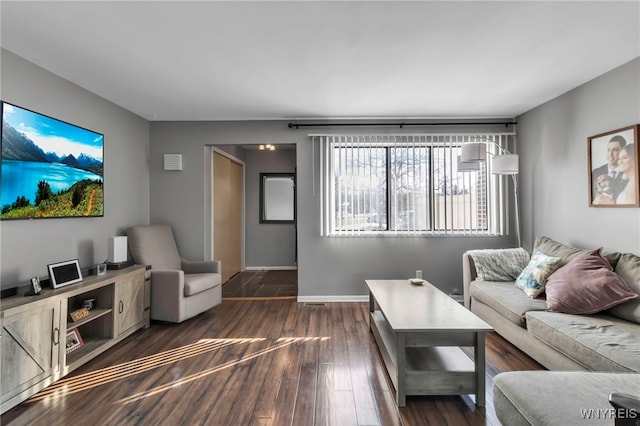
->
[1,1,639,122]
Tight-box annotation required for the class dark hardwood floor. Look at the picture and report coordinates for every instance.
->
[222,270,298,299]
[1,300,544,426]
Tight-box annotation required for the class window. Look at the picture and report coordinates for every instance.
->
[315,134,515,237]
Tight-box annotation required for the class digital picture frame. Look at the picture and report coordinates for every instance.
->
[48,259,83,289]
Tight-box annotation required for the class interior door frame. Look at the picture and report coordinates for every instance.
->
[205,146,246,272]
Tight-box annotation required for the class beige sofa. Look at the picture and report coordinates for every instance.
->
[463,236,640,373]
[492,371,639,425]
[463,237,640,425]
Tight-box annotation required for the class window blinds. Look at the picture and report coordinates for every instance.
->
[312,133,516,237]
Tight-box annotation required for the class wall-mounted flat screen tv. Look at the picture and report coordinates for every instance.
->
[1,101,104,219]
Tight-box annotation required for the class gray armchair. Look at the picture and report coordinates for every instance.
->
[126,224,222,323]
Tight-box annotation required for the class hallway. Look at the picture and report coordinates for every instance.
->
[222,270,297,300]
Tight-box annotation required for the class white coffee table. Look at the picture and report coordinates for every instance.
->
[366,279,493,407]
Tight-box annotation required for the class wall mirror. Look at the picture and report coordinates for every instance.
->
[260,173,295,224]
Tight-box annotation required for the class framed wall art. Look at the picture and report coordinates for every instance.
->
[588,124,639,207]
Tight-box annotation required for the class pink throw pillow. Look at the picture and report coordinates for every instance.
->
[545,248,638,314]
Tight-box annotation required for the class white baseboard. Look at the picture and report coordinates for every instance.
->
[244,266,298,271]
[297,295,369,303]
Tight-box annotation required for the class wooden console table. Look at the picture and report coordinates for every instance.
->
[366,279,493,407]
[0,265,150,413]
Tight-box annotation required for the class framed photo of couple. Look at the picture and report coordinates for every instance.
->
[588,124,639,207]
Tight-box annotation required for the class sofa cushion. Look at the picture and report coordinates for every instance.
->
[515,251,561,298]
[467,248,530,281]
[470,281,547,327]
[493,371,640,426]
[184,273,221,297]
[526,311,640,372]
[533,235,621,269]
[609,252,640,324]
[545,248,638,314]
[533,236,585,267]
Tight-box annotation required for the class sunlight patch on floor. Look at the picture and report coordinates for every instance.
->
[117,337,330,404]
[27,338,264,403]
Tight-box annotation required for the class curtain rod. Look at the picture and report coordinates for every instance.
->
[288,121,517,129]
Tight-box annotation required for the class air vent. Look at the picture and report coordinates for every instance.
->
[163,154,183,171]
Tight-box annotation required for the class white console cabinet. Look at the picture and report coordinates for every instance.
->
[0,265,149,413]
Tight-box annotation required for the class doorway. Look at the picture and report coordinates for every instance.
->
[210,144,298,299]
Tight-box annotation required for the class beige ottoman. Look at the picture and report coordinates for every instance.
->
[493,371,640,425]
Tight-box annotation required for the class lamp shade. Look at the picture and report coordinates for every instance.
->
[492,154,519,175]
[457,155,480,172]
[460,143,487,162]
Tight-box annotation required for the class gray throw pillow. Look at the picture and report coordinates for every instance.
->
[533,236,621,269]
[533,236,585,267]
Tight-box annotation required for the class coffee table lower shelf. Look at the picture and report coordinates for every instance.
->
[370,310,478,406]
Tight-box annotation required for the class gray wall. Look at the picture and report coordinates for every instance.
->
[149,121,298,262]
[150,121,515,298]
[244,147,296,268]
[8,50,635,296]
[518,58,640,254]
[1,49,150,289]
